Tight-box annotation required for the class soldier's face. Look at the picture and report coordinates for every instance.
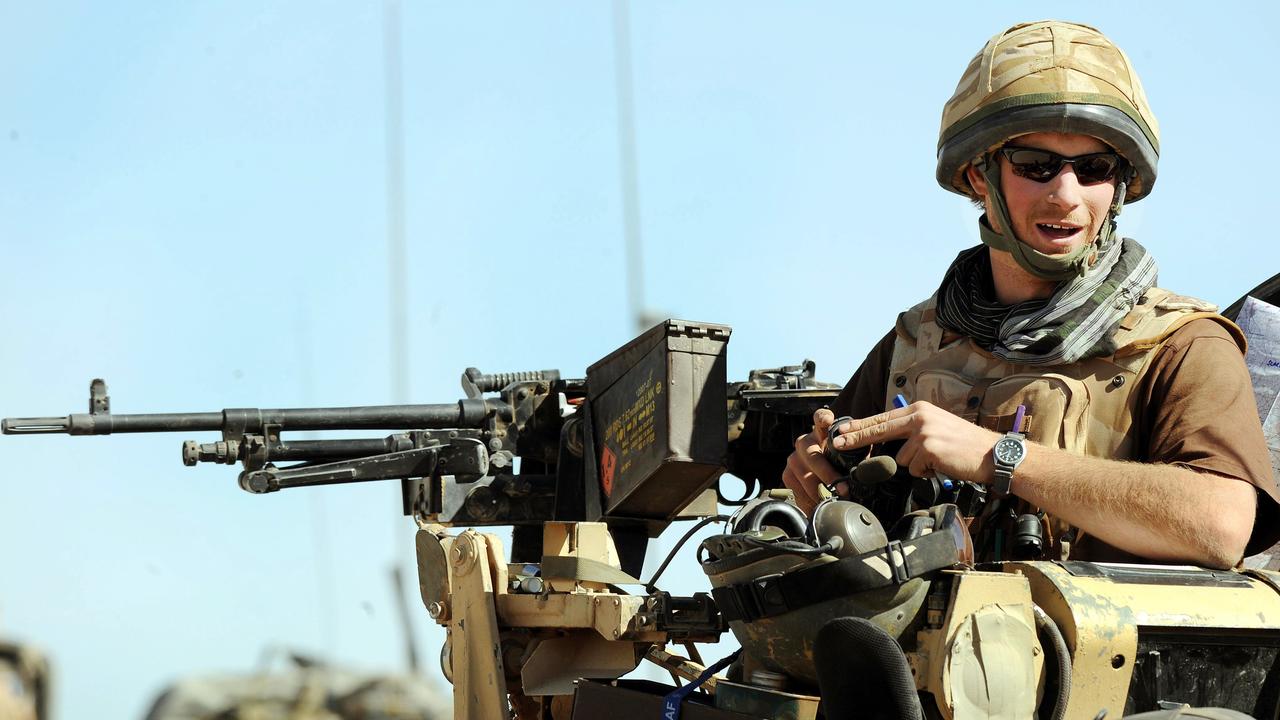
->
[971,132,1118,259]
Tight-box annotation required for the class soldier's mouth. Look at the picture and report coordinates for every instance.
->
[1036,222,1083,242]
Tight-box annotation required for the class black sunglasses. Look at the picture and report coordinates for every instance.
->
[997,146,1124,185]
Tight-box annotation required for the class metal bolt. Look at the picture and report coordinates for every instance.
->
[427,601,445,619]
[451,536,477,571]
[1110,375,1126,389]
[613,598,620,607]
[894,375,907,388]
[245,473,270,494]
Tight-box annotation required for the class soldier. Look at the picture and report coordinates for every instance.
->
[783,20,1280,569]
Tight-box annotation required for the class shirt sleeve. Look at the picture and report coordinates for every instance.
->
[1138,318,1280,556]
[831,327,898,420]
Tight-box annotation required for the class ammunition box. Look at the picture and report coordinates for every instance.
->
[586,320,730,521]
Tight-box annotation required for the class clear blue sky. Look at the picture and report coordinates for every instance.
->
[2,3,1276,717]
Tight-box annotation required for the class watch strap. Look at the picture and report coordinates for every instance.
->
[991,432,1025,498]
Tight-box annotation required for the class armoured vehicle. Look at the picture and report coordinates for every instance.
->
[6,290,1280,718]
[142,649,445,720]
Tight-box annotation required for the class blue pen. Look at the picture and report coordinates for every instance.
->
[895,393,953,491]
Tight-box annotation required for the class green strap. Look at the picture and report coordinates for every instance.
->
[976,156,1096,281]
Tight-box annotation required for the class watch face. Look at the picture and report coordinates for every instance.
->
[995,437,1025,464]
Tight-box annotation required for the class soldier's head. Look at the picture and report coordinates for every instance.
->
[935,21,1159,282]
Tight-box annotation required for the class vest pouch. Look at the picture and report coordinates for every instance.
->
[977,373,1090,453]
[912,369,1090,454]
[906,368,984,419]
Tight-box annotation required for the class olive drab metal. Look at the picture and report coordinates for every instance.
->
[937,20,1160,203]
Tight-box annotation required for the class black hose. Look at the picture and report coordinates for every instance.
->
[814,616,923,720]
[643,515,729,593]
[1034,604,1072,720]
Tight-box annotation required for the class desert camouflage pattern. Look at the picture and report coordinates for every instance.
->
[937,20,1160,201]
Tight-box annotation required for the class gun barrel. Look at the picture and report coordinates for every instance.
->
[2,400,491,436]
[2,412,226,435]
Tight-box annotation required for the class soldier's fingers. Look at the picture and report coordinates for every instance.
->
[781,461,819,515]
[793,435,842,488]
[833,413,915,451]
[813,408,836,434]
[896,435,920,475]
[839,406,912,434]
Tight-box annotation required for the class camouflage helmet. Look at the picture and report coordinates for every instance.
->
[937,20,1160,203]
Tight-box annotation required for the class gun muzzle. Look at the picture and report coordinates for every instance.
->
[4,415,89,435]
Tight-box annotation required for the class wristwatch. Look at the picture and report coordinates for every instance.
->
[991,404,1028,497]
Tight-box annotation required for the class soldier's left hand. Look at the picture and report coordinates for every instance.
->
[830,401,1003,484]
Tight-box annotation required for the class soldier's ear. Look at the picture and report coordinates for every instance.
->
[966,164,988,199]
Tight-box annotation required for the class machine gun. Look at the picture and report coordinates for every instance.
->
[3,320,840,718]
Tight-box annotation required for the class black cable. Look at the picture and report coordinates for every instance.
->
[735,534,839,558]
[644,515,730,593]
[1034,604,1072,720]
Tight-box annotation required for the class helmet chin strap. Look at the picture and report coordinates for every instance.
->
[974,155,1129,282]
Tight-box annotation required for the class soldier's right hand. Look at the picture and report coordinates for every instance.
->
[781,408,844,515]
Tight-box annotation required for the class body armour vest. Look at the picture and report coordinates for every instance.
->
[885,287,1246,561]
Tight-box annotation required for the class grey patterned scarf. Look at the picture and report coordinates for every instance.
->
[935,234,1158,365]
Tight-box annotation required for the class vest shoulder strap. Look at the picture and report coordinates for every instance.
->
[894,294,936,346]
[1112,288,1246,358]
[886,295,941,409]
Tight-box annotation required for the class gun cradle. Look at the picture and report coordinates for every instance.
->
[417,521,722,720]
